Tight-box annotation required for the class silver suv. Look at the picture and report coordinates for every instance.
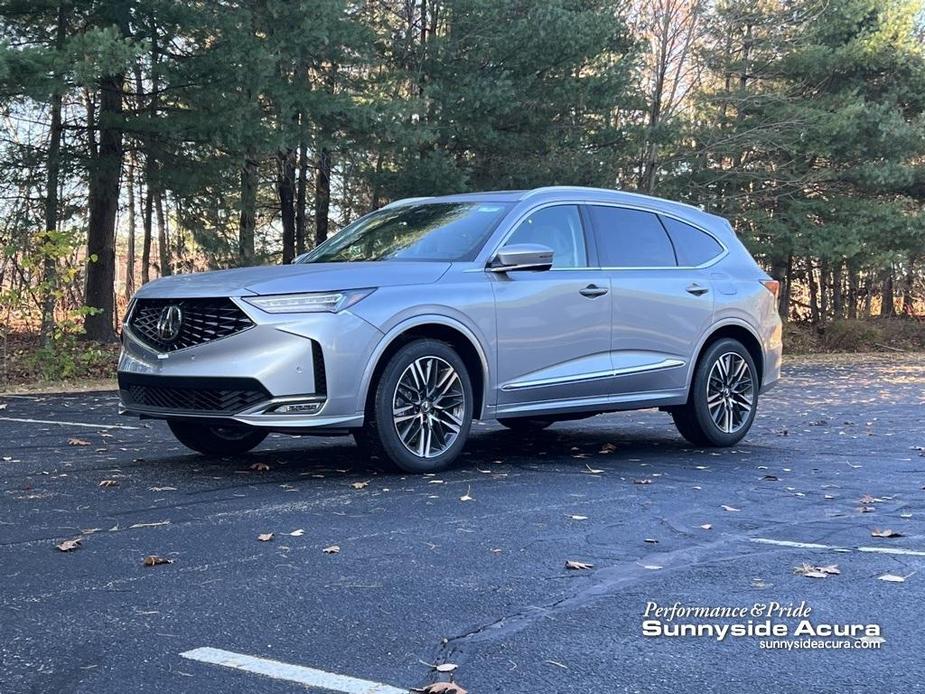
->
[119,187,782,472]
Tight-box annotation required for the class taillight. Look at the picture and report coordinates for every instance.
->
[760,279,780,299]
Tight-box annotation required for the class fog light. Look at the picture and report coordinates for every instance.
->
[273,402,323,415]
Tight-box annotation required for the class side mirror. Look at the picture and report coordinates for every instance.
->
[488,243,554,272]
[291,252,311,264]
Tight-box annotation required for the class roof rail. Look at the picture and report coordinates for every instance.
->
[381,196,433,209]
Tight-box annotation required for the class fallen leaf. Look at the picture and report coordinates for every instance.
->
[459,486,473,502]
[644,538,659,544]
[584,464,604,474]
[257,533,274,542]
[289,529,305,537]
[435,663,457,673]
[699,524,712,530]
[143,555,173,567]
[55,538,81,552]
[322,545,340,554]
[0,403,7,410]
[351,481,369,489]
[98,479,119,487]
[420,683,468,694]
[878,573,911,583]
[633,478,652,485]
[642,564,662,570]
[871,528,904,538]
[249,462,270,472]
[149,486,177,492]
[761,475,779,481]
[794,562,838,579]
[569,515,588,521]
[67,438,91,446]
[599,443,617,453]
[129,521,170,529]
[565,560,594,570]
[721,505,740,512]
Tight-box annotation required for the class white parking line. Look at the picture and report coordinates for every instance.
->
[751,537,925,557]
[0,416,139,430]
[179,647,408,694]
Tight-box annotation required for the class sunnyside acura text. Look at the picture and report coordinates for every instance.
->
[117,186,782,472]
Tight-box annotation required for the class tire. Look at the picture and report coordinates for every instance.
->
[360,339,474,473]
[671,338,758,447]
[168,420,268,456]
[497,417,553,432]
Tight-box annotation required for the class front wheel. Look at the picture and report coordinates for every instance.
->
[359,339,473,473]
[168,420,267,456]
[671,338,758,447]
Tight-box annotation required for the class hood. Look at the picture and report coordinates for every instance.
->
[133,261,451,299]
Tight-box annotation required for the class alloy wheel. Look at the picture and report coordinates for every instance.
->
[392,355,465,458]
[705,351,754,434]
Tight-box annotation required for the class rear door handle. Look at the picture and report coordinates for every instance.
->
[686,283,709,296]
[579,284,608,298]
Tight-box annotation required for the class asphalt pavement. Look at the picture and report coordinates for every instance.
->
[1,354,924,694]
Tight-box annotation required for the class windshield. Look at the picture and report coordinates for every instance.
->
[301,202,512,263]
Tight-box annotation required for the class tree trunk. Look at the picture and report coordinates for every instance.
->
[277,148,296,263]
[807,258,820,324]
[295,135,308,254]
[819,259,829,320]
[125,154,136,300]
[314,146,331,247]
[40,5,68,347]
[902,254,916,316]
[863,273,873,318]
[156,191,170,276]
[880,269,895,318]
[832,262,843,319]
[142,186,153,283]
[847,262,858,320]
[239,154,258,265]
[84,64,126,342]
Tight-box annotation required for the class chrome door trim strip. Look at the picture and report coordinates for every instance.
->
[500,358,685,391]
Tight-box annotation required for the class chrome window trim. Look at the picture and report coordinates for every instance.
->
[483,199,729,271]
[501,358,685,391]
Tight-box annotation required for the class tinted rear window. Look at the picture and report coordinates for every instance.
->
[587,206,676,267]
[660,216,724,266]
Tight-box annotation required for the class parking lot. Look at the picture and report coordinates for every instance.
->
[1,354,923,693]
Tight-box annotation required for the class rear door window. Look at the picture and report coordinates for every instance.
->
[587,206,676,267]
[659,216,724,267]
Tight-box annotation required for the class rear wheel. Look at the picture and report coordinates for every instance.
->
[671,338,758,447]
[497,417,553,432]
[168,420,268,456]
[358,339,473,473]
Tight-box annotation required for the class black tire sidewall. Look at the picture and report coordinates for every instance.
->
[168,420,267,456]
[690,338,758,446]
[370,339,474,473]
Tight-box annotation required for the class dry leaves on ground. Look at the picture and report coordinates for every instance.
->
[584,464,604,474]
[322,545,340,554]
[55,538,81,552]
[257,533,274,542]
[249,462,270,472]
[98,479,119,487]
[459,487,473,502]
[699,524,712,530]
[633,478,652,485]
[565,560,594,570]
[67,438,91,446]
[871,528,904,538]
[289,529,305,537]
[794,562,840,579]
[143,555,174,567]
[569,515,588,521]
[434,664,457,673]
[417,683,468,694]
[351,481,369,489]
[721,505,741,512]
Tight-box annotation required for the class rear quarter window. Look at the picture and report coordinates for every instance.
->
[659,216,724,267]
[587,206,676,267]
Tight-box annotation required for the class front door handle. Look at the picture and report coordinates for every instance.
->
[579,284,608,298]
[686,283,709,296]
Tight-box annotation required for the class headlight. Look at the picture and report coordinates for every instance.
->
[243,288,375,314]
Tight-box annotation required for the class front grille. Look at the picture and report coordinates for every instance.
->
[119,374,270,414]
[129,297,253,352]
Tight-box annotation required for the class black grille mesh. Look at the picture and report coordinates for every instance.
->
[120,375,269,414]
[129,298,253,352]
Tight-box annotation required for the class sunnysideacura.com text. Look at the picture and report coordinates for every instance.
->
[642,601,884,650]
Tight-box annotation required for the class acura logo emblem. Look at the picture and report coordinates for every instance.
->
[156,305,183,342]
